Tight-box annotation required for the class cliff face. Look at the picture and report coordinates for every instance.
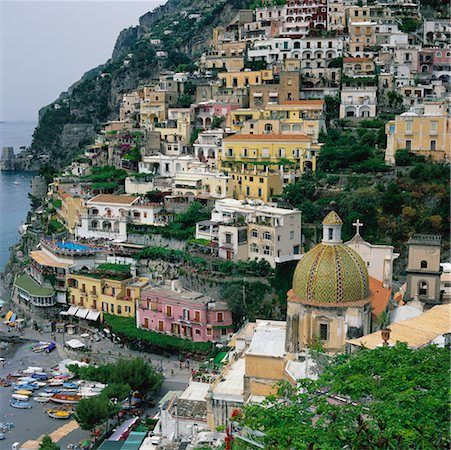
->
[24,0,252,170]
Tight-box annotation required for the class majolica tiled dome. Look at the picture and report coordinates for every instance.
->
[291,242,370,306]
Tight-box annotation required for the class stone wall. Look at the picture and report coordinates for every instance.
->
[127,233,186,250]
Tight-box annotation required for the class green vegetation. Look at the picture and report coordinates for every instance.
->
[69,357,163,393]
[103,314,214,356]
[129,201,210,241]
[400,18,420,32]
[135,246,273,278]
[317,124,388,173]
[38,435,60,450]
[237,344,450,449]
[47,219,66,235]
[50,198,62,209]
[75,395,118,431]
[82,165,127,183]
[97,263,131,273]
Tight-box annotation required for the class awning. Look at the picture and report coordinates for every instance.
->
[86,310,100,321]
[67,306,79,316]
[75,308,89,319]
[65,339,85,349]
[269,92,279,96]
[253,93,263,97]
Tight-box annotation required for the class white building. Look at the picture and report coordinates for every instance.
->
[248,37,343,68]
[340,85,377,118]
[196,198,302,267]
[193,129,227,170]
[76,194,167,241]
[172,168,229,198]
[139,154,198,177]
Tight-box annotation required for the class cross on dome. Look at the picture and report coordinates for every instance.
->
[353,219,364,235]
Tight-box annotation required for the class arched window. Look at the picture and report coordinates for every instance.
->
[263,231,272,240]
[294,41,301,49]
[264,123,273,132]
[418,281,428,296]
[420,260,428,269]
[328,228,333,240]
[251,229,258,238]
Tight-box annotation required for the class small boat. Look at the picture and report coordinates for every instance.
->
[12,394,29,401]
[47,409,71,420]
[32,373,48,380]
[33,396,49,403]
[38,392,54,397]
[14,383,38,391]
[13,180,21,186]
[8,372,23,378]
[10,400,32,409]
[14,390,33,396]
[62,382,78,389]
[17,377,36,383]
[35,381,47,387]
[51,393,81,404]
[44,388,61,394]
[0,379,12,387]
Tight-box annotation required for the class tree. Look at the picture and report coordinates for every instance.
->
[75,395,118,431]
[39,436,60,450]
[111,358,163,393]
[237,344,450,449]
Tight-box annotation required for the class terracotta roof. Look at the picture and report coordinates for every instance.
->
[369,277,392,319]
[343,57,372,62]
[347,304,451,349]
[88,194,139,205]
[223,133,311,141]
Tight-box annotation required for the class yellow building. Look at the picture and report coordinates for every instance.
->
[229,100,326,139]
[218,69,274,89]
[140,87,169,125]
[385,102,451,164]
[55,189,86,234]
[66,268,148,320]
[220,134,319,201]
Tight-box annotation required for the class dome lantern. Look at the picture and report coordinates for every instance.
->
[322,211,343,244]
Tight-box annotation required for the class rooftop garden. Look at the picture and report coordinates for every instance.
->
[76,264,132,281]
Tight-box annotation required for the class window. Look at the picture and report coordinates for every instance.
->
[228,148,233,157]
[419,281,428,296]
[259,177,264,183]
[165,163,170,172]
[328,228,334,240]
[221,328,228,336]
[320,323,328,341]
[258,188,262,197]
[420,260,428,269]
[117,305,122,314]
[263,232,272,240]
[194,311,201,322]
[217,312,224,322]
[125,306,131,313]
[263,245,272,255]
[405,121,412,134]
[225,233,232,244]
[246,186,250,196]
[206,328,212,336]
[293,245,300,254]
[102,302,108,312]
[430,121,438,134]
[166,305,172,317]
[251,229,258,238]
[250,243,259,253]
[110,304,114,314]
[195,329,201,335]
[158,320,164,332]
[406,140,411,150]
[183,309,190,320]
[290,230,294,240]
[430,140,436,151]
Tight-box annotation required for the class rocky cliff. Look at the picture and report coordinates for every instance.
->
[23,0,252,170]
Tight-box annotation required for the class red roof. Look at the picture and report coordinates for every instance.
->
[369,277,392,319]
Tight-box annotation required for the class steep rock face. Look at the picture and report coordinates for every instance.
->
[26,0,253,170]
[60,124,96,160]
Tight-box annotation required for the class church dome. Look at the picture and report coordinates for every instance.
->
[290,211,370,307]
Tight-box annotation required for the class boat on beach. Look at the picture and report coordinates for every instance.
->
[50,393,81,404]
[14,389,33,396]
[10,400,32,409]
[33,396,49,403]
[14,383,38,391]
[12,394,29,401]
[62,382,78,389]
[47,409,71,420]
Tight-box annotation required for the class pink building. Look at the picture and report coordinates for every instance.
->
[137,282,234,342]
[194,101,240,129]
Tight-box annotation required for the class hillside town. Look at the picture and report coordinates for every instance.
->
[0,0,450,448]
